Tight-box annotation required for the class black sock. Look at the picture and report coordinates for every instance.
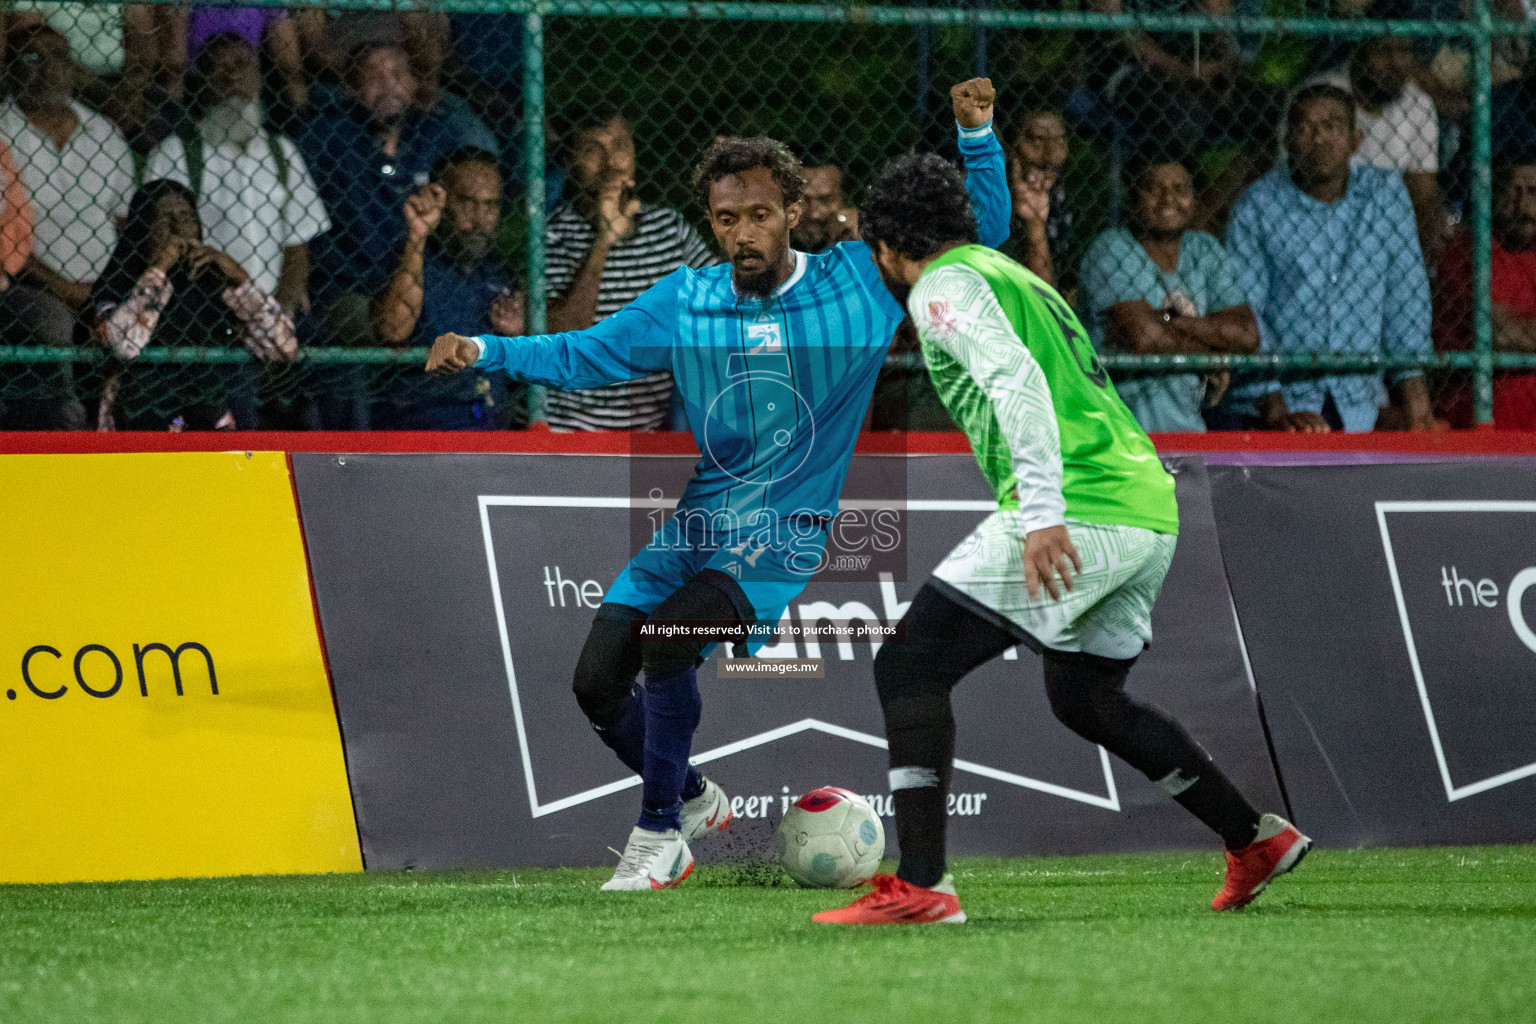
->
[888,747,952,890]
[876,584,1018,890]
[1044,649,1262,851]
[1169,769,1263,849]
[891,788,948,888]
[1126,708,1261,848]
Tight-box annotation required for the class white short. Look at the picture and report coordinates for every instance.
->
[931,513,1176,660]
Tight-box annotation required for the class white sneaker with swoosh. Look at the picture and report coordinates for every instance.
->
[681,777,733,843]
[601,827,695,891]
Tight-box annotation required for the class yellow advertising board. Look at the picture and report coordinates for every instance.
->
[0,452,362,883]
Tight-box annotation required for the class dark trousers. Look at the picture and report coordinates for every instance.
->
[0,285,86,430]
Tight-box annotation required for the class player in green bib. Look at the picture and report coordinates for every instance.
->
[815,155,1309,927]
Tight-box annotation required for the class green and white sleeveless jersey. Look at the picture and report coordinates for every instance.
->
[909,244,1178,535]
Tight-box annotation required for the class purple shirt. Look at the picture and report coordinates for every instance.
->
[187,7,285,55]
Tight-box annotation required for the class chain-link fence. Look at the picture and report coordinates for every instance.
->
[0,0,1531,431]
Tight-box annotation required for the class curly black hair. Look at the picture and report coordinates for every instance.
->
[857,153,978,260]
[692,136,805,213]
[432,146,501,183]
[1125,141,1194,197]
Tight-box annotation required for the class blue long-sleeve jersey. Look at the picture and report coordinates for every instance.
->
[475,121,1009,523]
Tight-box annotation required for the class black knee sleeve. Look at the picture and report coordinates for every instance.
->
[872,583,1022,889]
[640,641,701,682]
[639,569,755,680]
[572,604,645,726]
[1041,649,1140,749]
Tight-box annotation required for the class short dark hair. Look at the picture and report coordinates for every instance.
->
[1494,146,1536,195]
[1127,143,1193,196]
[433,146,501,183]
[798,145,842,172]
[1005,104,1065,143]
[344,38,411,88]
[1287,82,1357,132]
[692,136,805,212]
[556,103,628,165]
[194,29,255,71]
[190,31,257,109]
[858,152,978,261]
[6,22,65,69]
[5,24,67,98]
[1350,29,1408,60]
[6,21,63,53]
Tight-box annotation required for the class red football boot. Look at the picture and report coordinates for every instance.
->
[1213,813,1312,911]
[812,873,967,925]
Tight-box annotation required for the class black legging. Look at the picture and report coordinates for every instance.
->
[877,582,1260,886]
[572,568,753,729]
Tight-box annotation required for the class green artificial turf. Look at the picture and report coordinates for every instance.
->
[3,846,1534,1024]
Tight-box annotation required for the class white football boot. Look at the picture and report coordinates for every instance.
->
[681,776,733,842]
[601,827,695,891]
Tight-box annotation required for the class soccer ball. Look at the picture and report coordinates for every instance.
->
[775,786,885,888]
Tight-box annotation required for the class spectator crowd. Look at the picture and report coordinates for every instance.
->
[0,0,1531,432]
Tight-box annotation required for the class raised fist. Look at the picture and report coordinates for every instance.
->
[1010,164,1053,225]
[595,170,641,244]
[426,332,481,374]
[404,183,446,243]
[951,77,996,130]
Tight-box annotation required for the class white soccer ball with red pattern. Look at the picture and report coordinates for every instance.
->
[775,786,885,888]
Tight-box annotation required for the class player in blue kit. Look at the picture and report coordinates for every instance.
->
[426,79,1009,890]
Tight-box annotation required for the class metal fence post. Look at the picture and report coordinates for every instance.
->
[1471,0,1495,426]
[524,4,549,426]
[0,1,1510,420]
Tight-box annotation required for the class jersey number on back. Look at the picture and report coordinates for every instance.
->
[1030,283,1108,389]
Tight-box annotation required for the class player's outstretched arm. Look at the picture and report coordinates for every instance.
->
[950,78,1010,250]
[422,269,685,387]
[426,333,482,374]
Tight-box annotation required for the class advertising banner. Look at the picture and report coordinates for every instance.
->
[0,453,362,883]
[295,452,1281,870]
[1209,462,1536,848]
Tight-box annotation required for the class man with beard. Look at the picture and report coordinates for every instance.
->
[1305,34,1445,267]
[1224,84,1433,433]
[425,79,1009,890]
[371,148,524,429]
[1433,151,1536,429]
[146,32,330,316]
[298,37,493,426]
[816,152,1307,926]
[792,152,858,253]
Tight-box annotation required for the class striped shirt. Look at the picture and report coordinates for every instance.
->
[544,202,715,430]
